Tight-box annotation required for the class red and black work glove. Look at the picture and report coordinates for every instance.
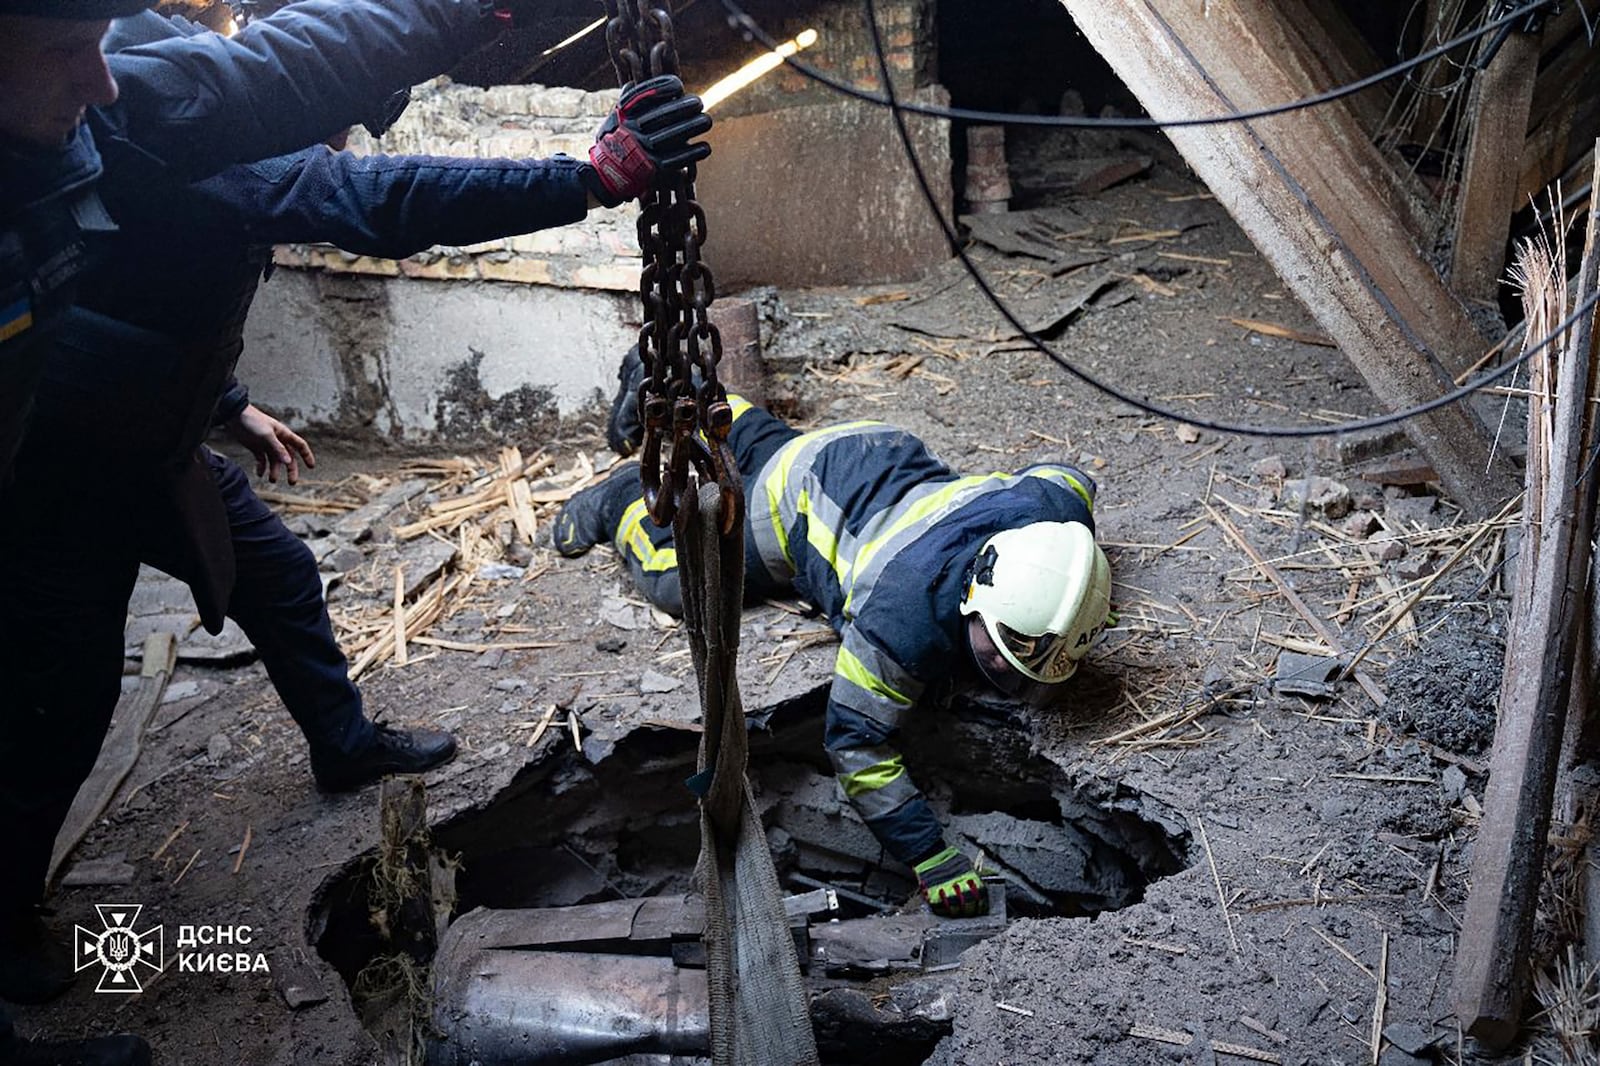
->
[585,74,712,207]
[914,846,989,919]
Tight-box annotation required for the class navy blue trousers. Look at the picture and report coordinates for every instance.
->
[0,448,371,914]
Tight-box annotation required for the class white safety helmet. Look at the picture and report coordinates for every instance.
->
[959,521,1111,686]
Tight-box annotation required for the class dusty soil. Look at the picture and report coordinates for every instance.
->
[14,157,1548,1066]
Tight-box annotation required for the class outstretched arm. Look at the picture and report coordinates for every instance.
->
[184,148,592,259]
[102,0,498,180]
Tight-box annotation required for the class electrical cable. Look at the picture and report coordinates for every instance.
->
[718,0,1562,130]
[857,0,1599,440]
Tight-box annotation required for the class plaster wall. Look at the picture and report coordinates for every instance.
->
[242,270,634,442]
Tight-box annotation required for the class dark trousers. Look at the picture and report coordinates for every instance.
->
[0,448,371,914]
[608,401,801,615]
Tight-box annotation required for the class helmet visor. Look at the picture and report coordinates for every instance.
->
[967,617,1064,705]
[994,621,1078,682]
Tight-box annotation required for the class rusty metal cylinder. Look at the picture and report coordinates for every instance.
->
[707,297,767,409]
[964,125,1012,215]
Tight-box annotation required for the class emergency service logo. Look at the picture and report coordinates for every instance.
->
[74,904,165,993]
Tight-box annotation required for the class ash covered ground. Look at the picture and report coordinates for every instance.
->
[17,157,1541,1066]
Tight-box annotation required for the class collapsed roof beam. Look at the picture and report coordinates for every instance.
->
[1058,0,1516,516]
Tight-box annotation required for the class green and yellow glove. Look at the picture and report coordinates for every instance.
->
[914,846,988,918]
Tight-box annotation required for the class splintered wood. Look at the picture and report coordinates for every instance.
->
[1456,162,1600,1049]
[255,447,611,681]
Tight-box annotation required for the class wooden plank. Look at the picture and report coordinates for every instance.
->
[1057,0,1516,516]
[1454,148,1600,1047]
[48,632,178,886]
[1451,25,1545,304]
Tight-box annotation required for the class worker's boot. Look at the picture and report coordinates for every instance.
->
[551,463,641,558]
[606,344,645,457]
[0,909,73,1005]
[310,724,458,793]
[0,1031,151,1066]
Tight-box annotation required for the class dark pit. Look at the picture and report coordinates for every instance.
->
[314,689,1193,1065]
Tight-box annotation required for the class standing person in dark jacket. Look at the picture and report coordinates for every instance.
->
[0,2,691,1043]
[0,3,525,1061]
[553,381,1113,919]
[0,11,712,1023]
[0,0,537,481]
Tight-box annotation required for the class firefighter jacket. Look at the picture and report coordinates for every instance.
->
[0,0,500,478]
[740,409,1097,867]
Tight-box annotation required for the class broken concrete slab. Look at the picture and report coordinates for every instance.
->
[332,478,429,542]
[398,536,459,599]
[1311,427,1410,468]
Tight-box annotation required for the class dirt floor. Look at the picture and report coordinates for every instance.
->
[14,149,1555,1065]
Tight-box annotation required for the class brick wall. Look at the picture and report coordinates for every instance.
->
[272,79,639,292]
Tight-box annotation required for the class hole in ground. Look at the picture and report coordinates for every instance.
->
[314,688,1193,1064]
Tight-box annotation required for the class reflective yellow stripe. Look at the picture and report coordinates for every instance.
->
[762,420,882,569]
[1026,467,1094,511]
[837,646,912,706]
[728,394,753,420]
[805,490,850,587]
[840,754,906,798]
[617,499,678,573]
[843,474,1003,614]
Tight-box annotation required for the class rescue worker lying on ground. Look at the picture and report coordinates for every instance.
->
[0,1,567,1060]
[0,12,711,1016]
[552,354,1112,919]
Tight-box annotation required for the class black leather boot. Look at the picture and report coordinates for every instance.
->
[550,464,642,559]
[310,724,457,793]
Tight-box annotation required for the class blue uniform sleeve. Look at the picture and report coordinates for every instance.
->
[212,377,250,426]
[184,148,590,259]
[101,0,496,180]
[824,627,946,867]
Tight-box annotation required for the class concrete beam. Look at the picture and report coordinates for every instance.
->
[1058,0,1516,516]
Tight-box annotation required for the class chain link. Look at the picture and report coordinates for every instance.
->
[601,0,740,534]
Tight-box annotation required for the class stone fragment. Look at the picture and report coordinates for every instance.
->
[640,669,683,694]
[1251,455,1287,481]
[325,545,366,573]
[1375,538,1407,563]
[1385,495,1440,529]
[1341,511,1378,538]
[1280,476,1352,519]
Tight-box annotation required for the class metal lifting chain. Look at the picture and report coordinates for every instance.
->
[601,0,742,536]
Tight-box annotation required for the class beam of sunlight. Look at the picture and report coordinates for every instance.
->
[542,16,606,57]
[701,28,819,111]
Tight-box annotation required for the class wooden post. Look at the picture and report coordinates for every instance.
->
[1057,0,1516,516]
[1450,23,1545,304]
[1454,148,1600,1046]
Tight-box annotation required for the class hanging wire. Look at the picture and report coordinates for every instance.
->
[717,0,1562,129]
[849,0,1597,439]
